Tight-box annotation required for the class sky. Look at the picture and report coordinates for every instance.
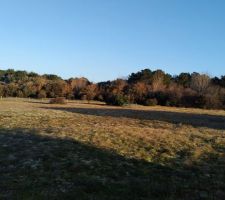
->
[0,0,225,82]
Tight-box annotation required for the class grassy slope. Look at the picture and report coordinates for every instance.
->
[0,98,225,200]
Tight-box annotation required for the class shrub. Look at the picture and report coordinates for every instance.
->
[165,94,180,107]
[221,88,225,108]
[144,98,158,106]
[154,91,169,106]
[96,94,104,101]
[114,95,128,106]
[49,97,66,104]
[105,94,128,106]
[204,86,222,109]
[81,94,87,101]
[37,90,47,99]
[181,95,206,108]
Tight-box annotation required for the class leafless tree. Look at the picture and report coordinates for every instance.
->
[190,73,210,95]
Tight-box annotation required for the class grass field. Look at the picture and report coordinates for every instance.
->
[0,98,225,200]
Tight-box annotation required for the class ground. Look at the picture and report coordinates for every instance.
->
[0,98,225,200]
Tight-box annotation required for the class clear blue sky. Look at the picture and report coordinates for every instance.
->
[0,0,225,82]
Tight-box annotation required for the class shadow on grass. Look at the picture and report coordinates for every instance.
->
[42,107,225,130]
[25,100,106,106]
[24,100,50,105]
[0,128,224,200]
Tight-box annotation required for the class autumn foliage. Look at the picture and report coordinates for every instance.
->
[0,68,225,109]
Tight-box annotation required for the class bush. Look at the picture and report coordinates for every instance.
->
[105,94,128,106]
[114,95,128,106]
[221,89,225,108]
[49,97,66,104]
[81,94,87,101]
[181,95,206,108]
[154,91,169,106]
[96,94,104,101]
[203,86,222,109]
[144,98,158,106]
[165,94,182,107]
[37,90,47,99]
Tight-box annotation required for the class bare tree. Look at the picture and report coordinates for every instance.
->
[69,77,89,98]
[190,73,210,95]
[152,71,165,92]
[83,84,97,103]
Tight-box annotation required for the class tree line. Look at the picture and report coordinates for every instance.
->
[0,68,225,109]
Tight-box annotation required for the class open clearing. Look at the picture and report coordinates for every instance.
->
[0,98,225,199]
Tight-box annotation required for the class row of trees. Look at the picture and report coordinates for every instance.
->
[0,68,225,109]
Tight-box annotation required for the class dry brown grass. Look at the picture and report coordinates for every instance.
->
[0,98,225,199]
